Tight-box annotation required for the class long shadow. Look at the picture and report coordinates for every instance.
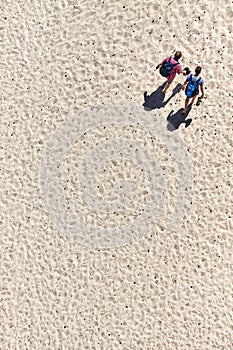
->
[167,105,192,131]
[143,83,182,111]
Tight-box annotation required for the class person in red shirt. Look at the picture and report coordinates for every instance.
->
[156,51,189,94]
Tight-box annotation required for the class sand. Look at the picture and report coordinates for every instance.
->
[1,0,233,349]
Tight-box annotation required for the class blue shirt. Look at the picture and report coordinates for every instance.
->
[186,74,204,85]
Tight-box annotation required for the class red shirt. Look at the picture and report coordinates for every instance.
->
[162,56,182,80]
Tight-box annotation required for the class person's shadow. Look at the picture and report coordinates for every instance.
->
[143,82,182,111]
[167,105,192,131]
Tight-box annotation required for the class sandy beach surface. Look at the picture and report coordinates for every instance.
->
[1,0,233,349]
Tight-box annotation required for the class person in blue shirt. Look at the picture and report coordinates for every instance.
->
[182,66,204,114]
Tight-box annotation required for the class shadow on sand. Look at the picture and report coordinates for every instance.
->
[167,105,192,131]
[143,82,182,111]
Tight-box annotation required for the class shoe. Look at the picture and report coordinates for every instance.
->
[196,97,202,106]
[185,119,192,128]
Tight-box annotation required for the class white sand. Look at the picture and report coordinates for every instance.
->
[1,0,233,349]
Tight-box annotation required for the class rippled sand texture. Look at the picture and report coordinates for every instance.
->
[1,0,233,349]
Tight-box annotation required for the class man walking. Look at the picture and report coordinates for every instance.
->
[182,66,204,114]
[156,51,189,94]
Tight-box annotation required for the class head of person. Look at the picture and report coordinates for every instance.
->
[195,66,202,75]
[174,51,182,61]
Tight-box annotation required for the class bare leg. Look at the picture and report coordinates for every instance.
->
[191,95,197,105]
[183,97,190,114]
[162,80,172,93]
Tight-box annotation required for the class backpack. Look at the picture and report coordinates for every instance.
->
[159,56,179,77]
[185,74,201,98]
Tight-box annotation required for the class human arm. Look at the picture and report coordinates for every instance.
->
[182,81,188,90]
[182,74,190,90]
[156,57,168,70]
[200,84,204,98]
[174,64,189,76]
[156,62,163,70]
